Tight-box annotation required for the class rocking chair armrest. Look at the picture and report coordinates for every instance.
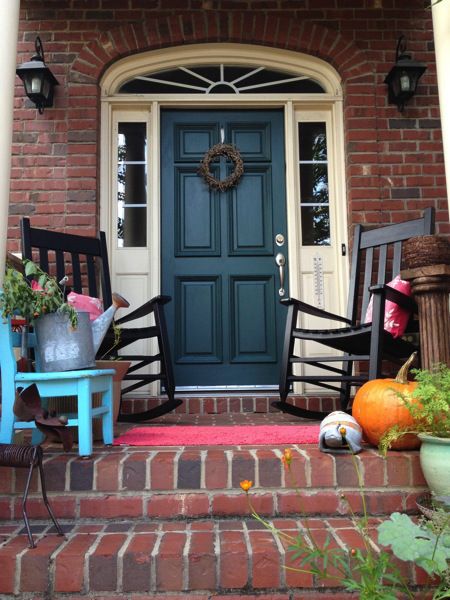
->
[114,295,172,325]
[368,284,417,313]
[280,297,351,325]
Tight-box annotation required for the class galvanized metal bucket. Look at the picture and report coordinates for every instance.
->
[34,311,96,372]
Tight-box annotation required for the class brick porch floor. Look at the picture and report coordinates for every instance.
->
[0,395,435,598]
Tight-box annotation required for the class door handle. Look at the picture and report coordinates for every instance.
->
[275,253,286,296]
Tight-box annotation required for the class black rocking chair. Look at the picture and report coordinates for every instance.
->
[275,207,435,419]
[20,217,181,421]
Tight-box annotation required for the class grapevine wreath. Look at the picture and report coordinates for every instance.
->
[198,143,244,192]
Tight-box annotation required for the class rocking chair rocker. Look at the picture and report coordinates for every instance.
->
[20,217,180,421]
[275,207,435,419]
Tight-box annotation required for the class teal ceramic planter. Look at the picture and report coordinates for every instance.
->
[419,433,450,497]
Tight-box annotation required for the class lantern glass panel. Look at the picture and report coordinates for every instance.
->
[42,77,51,100]
[400,72,411,92]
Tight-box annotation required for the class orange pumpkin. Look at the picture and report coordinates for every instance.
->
[352,353,421,450]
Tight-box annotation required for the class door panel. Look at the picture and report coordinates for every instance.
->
[230,275,277,363]
[176,276,222,363]
[161,109,287,388]
[230,169,272,255]
[175,170,220,255]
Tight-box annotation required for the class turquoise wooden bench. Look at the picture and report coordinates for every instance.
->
[0,317,115,458]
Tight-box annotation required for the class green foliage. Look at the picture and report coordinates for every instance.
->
[378,511,450,576]
[409,365,450,438]
[286,531,405,599]
[378,424,410,456]
[379,363,450,453]
[243,450,450,599]
[0,259,78,328]
[98,321,123,360]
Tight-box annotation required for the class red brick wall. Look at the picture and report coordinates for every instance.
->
[8,0,448,253]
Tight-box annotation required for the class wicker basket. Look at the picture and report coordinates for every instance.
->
[402,235,450,270]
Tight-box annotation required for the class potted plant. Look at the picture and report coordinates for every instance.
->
[1,258,127,373]
[379,362,450,498]
[0,259,80,369]
[0,258,78,327]
[1,258,131,436]
[0,258,94,373]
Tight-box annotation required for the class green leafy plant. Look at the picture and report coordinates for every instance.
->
[241,448,450,599]
[0,259,78,328]
[379,510,450,585]
[379,363,450,455]
[98,321,123,360]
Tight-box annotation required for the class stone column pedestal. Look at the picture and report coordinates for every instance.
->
[401,235,450,369]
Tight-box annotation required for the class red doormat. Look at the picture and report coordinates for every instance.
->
[113,425,320,447]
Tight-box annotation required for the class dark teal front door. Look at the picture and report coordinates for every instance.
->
[161,109,288,389]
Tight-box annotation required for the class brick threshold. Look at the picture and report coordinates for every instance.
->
[0,517,434,597]
[120,394,342,416]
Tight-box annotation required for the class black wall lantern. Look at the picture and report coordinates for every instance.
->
[384,35,426,113]
[16,36,59,114]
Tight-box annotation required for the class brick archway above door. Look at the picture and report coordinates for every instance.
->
[69,14,372,88]
[66,14,376,230]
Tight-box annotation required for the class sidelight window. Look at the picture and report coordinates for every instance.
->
[298,121,330,246]
[117,122,148,248]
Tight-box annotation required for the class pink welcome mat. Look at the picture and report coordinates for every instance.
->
[113,425,320,447]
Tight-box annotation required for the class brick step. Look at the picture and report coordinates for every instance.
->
[0,445,427,522]
[121,394,341,416]
[0,517,434,597]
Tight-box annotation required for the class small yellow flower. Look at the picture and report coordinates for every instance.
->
[281,448,293,470]
[240,479,253,492]
[339,426,347,437]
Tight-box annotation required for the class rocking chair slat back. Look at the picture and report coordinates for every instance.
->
[276,207,435,420]
[21,221,112,304]
[347,211,435,326]
[20,218,180,422]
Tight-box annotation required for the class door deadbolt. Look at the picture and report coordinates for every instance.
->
[275,233,285,247]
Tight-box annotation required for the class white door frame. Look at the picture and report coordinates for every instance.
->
[99,44,348,397]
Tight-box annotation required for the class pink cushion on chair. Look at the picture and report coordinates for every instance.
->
[364,275,412,338]
[67,292,103,321]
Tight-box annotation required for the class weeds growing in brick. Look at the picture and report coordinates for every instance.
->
[241,448,450,599]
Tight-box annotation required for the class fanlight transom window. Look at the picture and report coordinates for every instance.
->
[119,64,325,94]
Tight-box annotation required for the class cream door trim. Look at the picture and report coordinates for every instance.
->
[101,43,341,97]
[99,45,347,397]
